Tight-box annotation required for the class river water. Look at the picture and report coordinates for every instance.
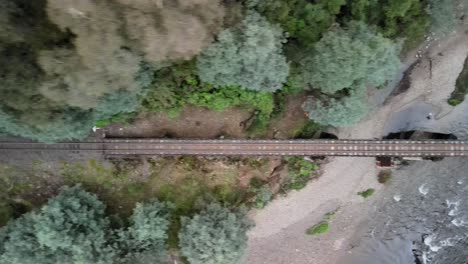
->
[340,157,468,264]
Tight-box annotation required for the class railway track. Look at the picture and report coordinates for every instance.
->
[0,139,467,157]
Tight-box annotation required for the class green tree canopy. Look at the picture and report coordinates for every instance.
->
[302,21,401,94]
[427,0,457,35]
[0,186,174,264]
[197,11,289,92]
[0,186,114,264]
[0,0,223,142]
[347,0,430,49]
[116,200,173,264]
[250,0,346,49]
[178,203,254,264]
[302,86,370,127]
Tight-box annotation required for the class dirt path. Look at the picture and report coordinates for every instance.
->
[246,27,468,264]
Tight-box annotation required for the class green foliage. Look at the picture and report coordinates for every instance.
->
[0,202,13,228]
[0,164,43,227]
[357,188,375,198]
[116,200,173,264]
[449,56,468,106]
[285,156,319,190]
[427,0,457,35]
[59,160,152,217]
[254,0,430,54]
[0,186,176,264]
[348,0,430,50]
[323,210,337,221]
[142,61,275,132]
[95,112,138,129]
[188,86,273,113]
[0,104,96,143]
[94,91,141,122]
[303,87,370,127]
[305,209,338,235]
[251,0,346,49]
[0,186,115,264]
[248,179,274,209]
[178,203,253,264]
[190,85,275,136]
[448,98,462,106]
[141,62,199,115]
[306,221,329,235]
[0,1,160,142]
[283,70,307,94]
[197,11,289,92]
[302,21,401,94]
[253,187,273,209]
[0,61,151,142]
[294,121,323,139]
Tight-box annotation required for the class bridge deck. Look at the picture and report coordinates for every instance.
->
[0,139,467,157]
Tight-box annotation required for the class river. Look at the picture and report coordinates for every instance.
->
[341,157,468,264]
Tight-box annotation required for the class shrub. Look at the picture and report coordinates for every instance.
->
[306,222,329,235]
[143,62,274,115]
[251,186,273,209]
[302,21,401,94]
[303,88,370,127]
[188,86,274,114]
[285,156,319,190]
[0,185,115,264]
[357,188,375,198]
[448,98,462,106]
[197,11,289,92]
[142,62,276,132]
[377,170,392,184]
[294,121,323,139]
[178,204,253,264]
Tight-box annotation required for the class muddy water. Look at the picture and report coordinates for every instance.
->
[340,157,468,264]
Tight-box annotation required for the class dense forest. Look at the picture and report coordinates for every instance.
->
[0,0,464,142]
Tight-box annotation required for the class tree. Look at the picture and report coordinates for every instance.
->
[116,200,173,264]
[0,186,115,264]
[197,11,289,92]
[178,203,254,264]
[426,0,457,35]
[301,21,401,94]
[250,0,346,49]
[348,0,430,49]
[0,187,176,264]
[0,107,95,143]
[302,87,370,127]
[0,0,222,142]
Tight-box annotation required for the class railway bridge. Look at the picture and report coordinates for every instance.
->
[0,139,467,157]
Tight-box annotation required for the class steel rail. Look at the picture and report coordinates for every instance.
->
[0,139,467,157]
